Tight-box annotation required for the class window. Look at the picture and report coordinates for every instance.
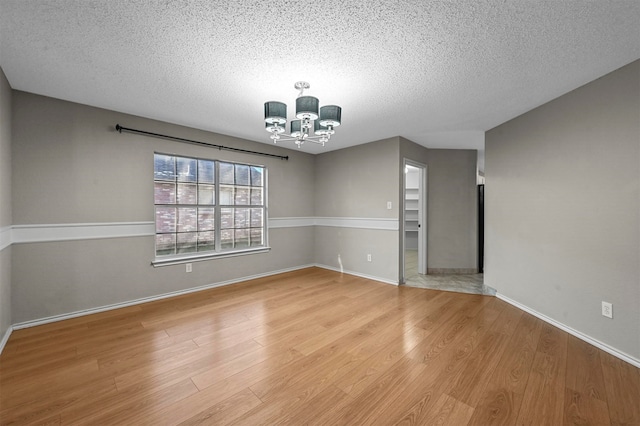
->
[154,153,267,262]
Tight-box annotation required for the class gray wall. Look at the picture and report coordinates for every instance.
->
[426,149,478,271]
[313,135,479,283]
[0,67,11,339]
[399,137,478,275]
[11,93,316,224]
[7,90,483,325]
[315,137,400,219]
[314,138,400,282]
[11,91,316,323]
[485,60,640,360]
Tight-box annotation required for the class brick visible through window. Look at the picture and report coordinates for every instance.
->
[154,153,266,258]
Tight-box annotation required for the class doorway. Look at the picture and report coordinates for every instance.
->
[403,160,427,282]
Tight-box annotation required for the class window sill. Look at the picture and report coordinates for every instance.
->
[152,247,271,267]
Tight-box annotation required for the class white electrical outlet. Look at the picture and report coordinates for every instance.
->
[186,263,193,273]
[601,301,613,318]
[367,254,372,262]
[387,201,392,209]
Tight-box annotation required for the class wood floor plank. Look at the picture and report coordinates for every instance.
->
[97,339,200,376]
[320,357,427,425]
[562,335,612,425]
[12,320,147,356]
[192,321,272,349]
[0,267,636,426]
[254,323,329,353]
[565,335,608,401]
[268,384,354,426]
[0,378,117,425]
[333,294,461,398]
[466,311,542,425]
[74,328,171,358]
[372,296,504,424]
[190,343,294,391]
[261,282,394,333]
[8,305,141,341]
[65,378,198,425]
[515,323,568,425]
[131,349,303,425]
[291,311,382,356]
[248,333,366,402]
[600,351,640,426]
[177,387,262,426]
[409,393,475,426]
[0,359,99,405]
[0,347,80,381]
[445,302,523,407]
[564,386,611,426]
[114,338,264,391]
[334,326,431,398]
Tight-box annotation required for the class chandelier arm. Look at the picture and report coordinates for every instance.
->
[298,136,328,145]
[273,135,304,142]
[274,133,329,141]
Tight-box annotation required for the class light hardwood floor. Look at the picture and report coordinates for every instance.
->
[1,267,638,425]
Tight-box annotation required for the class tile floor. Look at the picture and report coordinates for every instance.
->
[403,250,496,296]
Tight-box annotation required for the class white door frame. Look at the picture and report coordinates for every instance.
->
[402,159,427,281]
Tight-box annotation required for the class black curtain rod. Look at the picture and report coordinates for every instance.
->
[115,124,289,161]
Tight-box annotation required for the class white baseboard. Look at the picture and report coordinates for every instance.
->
[12,264,315,330]
[0,325,13,355]
[496,293,640,369]
[314,263,399,286]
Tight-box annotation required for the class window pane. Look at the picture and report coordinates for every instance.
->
[220,185,233,205]
[235,165,250,185]
[156,234,176,255]
[235,229,249,248]
[154,182,176,204]
[155,207,176,233]
[250,208,263,227]
[198,207,215,231]
[221,229,234,249]
[198,231,215,251]
[234,208,249,228]
[155,155,267,258]
[177,232,198,253]
[177,183,197,204]
[221,208,234,229]
[220,162,234,184]
[154,154,175,181]
[177,157,197,182]
[198,160,215,184]
[250,188,262,205]
[250,166,263,186]
[250,228,263,247]
[177,207,197,232]
[234,187,250,205]
[198,184,215,205]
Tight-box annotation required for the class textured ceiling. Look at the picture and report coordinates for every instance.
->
[1,1,639,161]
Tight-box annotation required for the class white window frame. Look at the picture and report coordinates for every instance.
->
[152,152,270,267]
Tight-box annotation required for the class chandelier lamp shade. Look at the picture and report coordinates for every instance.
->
[264,81,342,148]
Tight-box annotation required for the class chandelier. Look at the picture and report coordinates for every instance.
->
[264,81,342,148]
